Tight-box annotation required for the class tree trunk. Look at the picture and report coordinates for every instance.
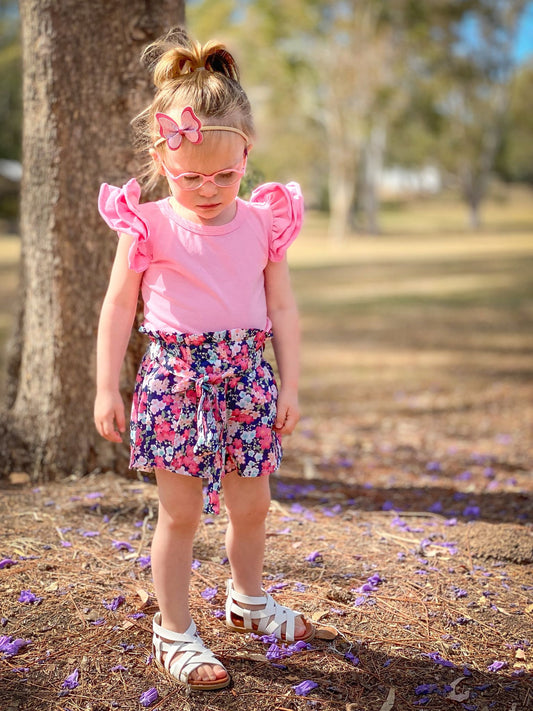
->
[0,0,184,480]
[361,121,386,235]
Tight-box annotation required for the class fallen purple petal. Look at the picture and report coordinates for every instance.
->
[0,558,17,569]
[306,551,322,562]
[139,687,159,707]
[200,586,218,601]
[103,595,125,611]
[293,679,318,696]
[18,590,42,605]
[487,660,508,672]
[0,635,32,657]
[137,555,151,569]
[62,668,79,689]
[345,651,359,665]
[112,540,134,552]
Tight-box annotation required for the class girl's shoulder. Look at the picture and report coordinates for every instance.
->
[246,182,304,262]
[98,178,166,272]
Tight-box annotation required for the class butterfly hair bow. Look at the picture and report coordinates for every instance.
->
[155,107,203,150]
[154,106,248,150]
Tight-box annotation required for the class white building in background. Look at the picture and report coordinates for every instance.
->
[378,165,441,197]
[0,160,22,182]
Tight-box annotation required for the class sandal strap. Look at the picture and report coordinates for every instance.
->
[152,613,226,684]
[225,579,301,641]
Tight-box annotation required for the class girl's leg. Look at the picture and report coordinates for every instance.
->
[222,470,307,638]
[222,470,271,596]
[152,468,227,682]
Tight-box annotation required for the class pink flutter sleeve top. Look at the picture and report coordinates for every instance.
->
[98,179,303,335]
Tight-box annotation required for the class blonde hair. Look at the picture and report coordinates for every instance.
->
[133,27,254,194]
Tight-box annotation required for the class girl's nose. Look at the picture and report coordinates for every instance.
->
[198,178,218,197]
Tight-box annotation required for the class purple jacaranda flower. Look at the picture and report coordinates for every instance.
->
[294,582,308,592]
[61,541,72,547]
[103,595,125,611]
[306,551,322,563]
[451,587,468,599]
[354,595,368,606]
[444,518,458,527]
[462,505,480,518]
[111,664,127,672]
[62,668,79,689]
[266,582,289,593]
[0,635,32,657]
[456,470,472,481]
[354,573,383,594]
[288,641,311,653]
[487,660,508,672]
[426,461,441,472]
[0,558,16,569]
[191,559,201,570]
[345,651,359,665]
[428,501,443,513]
[81,531,100,537]
[415,684,439,695]
[139,687,159,707]
[128,612,146,620]
[423,652,455,668]
[18,590,42,605]
[252,633,278,644]
[266,643,284,660]
[91,619,105,626]
[200,586,218,601]
[382,500,401,512]
[112,540,134,552]
[137,555,151,569]
[293,679,318,696]
[86,492,104,499]
[211,609,225,619]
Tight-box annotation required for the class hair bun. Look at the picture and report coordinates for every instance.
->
[142,27,240,89]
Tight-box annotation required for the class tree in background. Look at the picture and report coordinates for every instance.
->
[0,0,21,162]
[1,0,183,480]
[434,0,529,227]
[496,59,533,184]
[188,0,532,235]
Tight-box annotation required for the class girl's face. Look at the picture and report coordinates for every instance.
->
[152,126,247,226]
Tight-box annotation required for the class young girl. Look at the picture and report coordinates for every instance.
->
[95,28,315,691]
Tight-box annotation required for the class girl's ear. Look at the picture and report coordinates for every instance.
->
[149,147,166,176]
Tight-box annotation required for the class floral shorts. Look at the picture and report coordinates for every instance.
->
[130,327,282,515]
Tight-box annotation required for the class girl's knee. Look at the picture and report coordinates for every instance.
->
[155,469,204,530]
[224,477,271,525]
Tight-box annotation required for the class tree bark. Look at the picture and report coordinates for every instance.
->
[1,0,184,480]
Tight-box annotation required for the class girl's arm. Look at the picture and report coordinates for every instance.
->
[264,257,300,435]
[94,234,143,443]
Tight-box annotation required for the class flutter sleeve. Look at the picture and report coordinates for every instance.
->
[98,178,152,273]
[249,182,303,262]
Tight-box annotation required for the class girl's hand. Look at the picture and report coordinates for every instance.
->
[94,390,126,443]
[274,389,300,435]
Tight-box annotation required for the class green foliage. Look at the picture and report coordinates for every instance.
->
[496,60,533,183]
[0,0,21,162]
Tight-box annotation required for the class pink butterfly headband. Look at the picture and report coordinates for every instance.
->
[154,107,248,150]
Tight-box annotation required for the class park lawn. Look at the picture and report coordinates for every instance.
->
[0,188,532,711]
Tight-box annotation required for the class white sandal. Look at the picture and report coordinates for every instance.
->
[225,579,315,643]
[152,612,230,691]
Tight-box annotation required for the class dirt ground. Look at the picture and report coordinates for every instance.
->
[1,208,532,710]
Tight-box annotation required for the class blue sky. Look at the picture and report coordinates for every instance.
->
[515,2,533,60]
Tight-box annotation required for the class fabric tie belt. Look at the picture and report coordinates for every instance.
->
[144,329,270,514]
